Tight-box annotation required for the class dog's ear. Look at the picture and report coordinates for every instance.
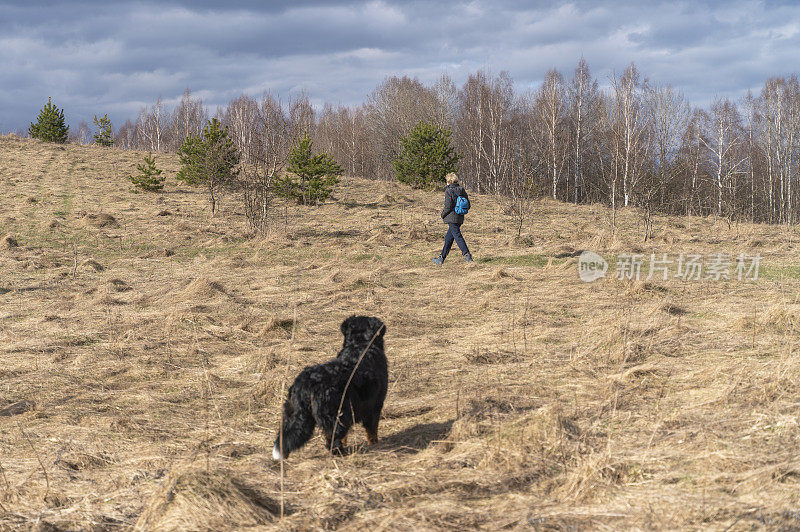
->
[340,314,358,337]
[368,317,386,338]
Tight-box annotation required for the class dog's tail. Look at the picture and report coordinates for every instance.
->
[273,386,315,461]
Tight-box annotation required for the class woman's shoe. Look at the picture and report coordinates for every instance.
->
[433,256,444,266]
[464,253,473,263]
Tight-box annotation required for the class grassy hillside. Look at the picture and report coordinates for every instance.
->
[1,134,800,530]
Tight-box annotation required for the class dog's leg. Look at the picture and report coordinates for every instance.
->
[330,421,351,455]
[312,385,353,455]
[321,426,349,454]
[318,416,350,454]
[362,412,380,445]
[326,402,353,455]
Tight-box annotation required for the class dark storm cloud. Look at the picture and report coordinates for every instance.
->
[1,0,799,132]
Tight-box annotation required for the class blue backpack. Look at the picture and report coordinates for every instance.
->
[454,195,470,215]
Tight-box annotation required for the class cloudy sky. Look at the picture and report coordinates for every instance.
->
[1,0,798,132]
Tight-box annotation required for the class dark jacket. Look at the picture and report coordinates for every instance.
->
[441,183,469,225]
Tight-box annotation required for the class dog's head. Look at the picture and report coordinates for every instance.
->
[340,315,386,344]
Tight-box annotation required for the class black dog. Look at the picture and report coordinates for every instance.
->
[272,315,388,460]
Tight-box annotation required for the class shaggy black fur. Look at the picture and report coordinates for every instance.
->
[272,315,388,460]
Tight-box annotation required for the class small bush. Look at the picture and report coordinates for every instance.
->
[393,121,460,188]
[274,134,343,205]
[177,118,240,214]
[29,97,69,143]
[129,152,165,191]
[93,114,114,147]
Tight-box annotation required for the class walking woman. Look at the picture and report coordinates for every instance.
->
[433,173,473,265]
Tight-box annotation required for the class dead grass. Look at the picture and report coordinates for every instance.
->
[1,233,19,249]
[81,212,119,228]
[1,134,800,529]
[134,467,278,531]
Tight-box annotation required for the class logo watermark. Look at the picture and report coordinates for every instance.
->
[577,251,761,283]
[578,250,609,282]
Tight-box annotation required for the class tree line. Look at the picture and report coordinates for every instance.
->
[31,60,800,225]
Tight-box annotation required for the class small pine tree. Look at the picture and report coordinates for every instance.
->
[129,152,165,191]
[275,134,343,205]
[176,118,240,214]
[177,133,203,185]
[29,97,69,143]
[93,114,114,146]
[393,122,460,188]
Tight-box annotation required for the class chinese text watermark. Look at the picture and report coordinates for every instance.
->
[578,251,761,283]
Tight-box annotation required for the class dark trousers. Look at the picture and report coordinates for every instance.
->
[441,223,470,259]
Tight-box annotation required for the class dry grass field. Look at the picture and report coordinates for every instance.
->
[1,134,800,530]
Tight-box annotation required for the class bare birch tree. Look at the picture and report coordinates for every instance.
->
[224,94,260,166]
[241,93,291,234]
[171,89,206,150]
[456,70,516,193]
[136,96,170,152]
[609,64,649,207]
[700,98,748,220]
[567,58,598,204]
[644,83,690,209]
[365,76,439,180]
[115,119,137,150]
[534,68,568,200]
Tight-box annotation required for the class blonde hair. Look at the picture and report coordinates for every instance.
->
[445,172,458,185]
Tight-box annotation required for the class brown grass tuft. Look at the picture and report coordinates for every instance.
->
[82,212,119,228]
[465,347,515,364]
[79,258,105,272]
[492,267,521,281]
[661,302,688,316]
[257,316,295,338]
[109,278,131,292]
[134,467,278,531]
[405,226,424,241]
[181,277,226,300]
[1,234,19,249]
[325,268,343,283]
[56,451,113,471]
[0,400,35,417]
[557,256,578,270]
[759,303,800,330]
[558,453,645,503]
[623,280,668,296]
